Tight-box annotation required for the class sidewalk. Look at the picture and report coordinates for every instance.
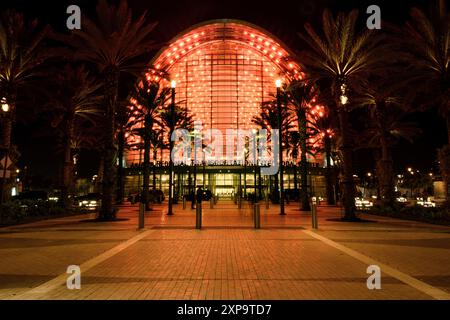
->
[1,201,449,300]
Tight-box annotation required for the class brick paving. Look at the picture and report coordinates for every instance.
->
[1,200,450,300]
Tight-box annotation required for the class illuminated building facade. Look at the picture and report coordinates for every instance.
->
[124,20,326,198]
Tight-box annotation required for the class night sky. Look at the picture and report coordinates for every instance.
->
[1,0,444,185]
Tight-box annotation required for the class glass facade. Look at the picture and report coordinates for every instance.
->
[124,20,326,198]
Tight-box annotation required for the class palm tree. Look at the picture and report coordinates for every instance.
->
[130,81,170,210]
[45,65,102,207]
[401,3,449,141]
[158,103,194,205]
[311,109,336,205]
[150,128,165,194]
[253,100,294,202]
[357,82,420,206]
[285,80,318,210]
[115,99,134,204]
[55,0,158,219]
[299,9,388,220]
[0,10,51,203]
[399,2,449,199]
[287,131,301,193]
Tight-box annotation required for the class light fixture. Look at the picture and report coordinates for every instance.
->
[275,79,282,88]
[340,95,348,106]
[1,97,9,112]
[171,80,177,89]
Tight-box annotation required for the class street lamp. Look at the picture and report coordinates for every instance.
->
[1,98,9,112]
[276,79,285,215]
[339,84,348,106]
[168,80,176,215]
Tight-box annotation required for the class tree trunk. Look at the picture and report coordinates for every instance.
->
[168,91,175,214]
[378,135,395,206]
[116,129,125,204]
[99,67,119,220]
[375,102,395,206]
[61,119,74,208]
[298,110,310,211]
[142,122,151,211]
[324,135,336,205]
[0,92,16,204]
[272,173,280,203]
[446,114,450,150]
[293,154,298,194]
[152,148,157,191]
[338,109,356,220]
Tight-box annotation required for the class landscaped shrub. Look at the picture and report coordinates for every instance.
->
[0,200,76,225]
[0,202,27,223]
[369,203,450,225]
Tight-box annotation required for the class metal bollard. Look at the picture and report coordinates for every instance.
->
[253,202,261,229]
[196,201,202,229]
[138,202,145,229]
[311,202,318,229]
[238,196,242,209]
[210,197,214,209]
[265,196,269,209]
[182,197,186,210]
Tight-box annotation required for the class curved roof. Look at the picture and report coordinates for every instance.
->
[149,19,303,80]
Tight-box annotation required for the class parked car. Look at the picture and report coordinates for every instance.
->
[75,193,102,210]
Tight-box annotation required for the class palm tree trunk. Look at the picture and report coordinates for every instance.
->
[299,110,310,211]
[142,132,151,211]
[375,103,395,206]
[116,129,125,204]
[0,116,13,204]
[272,174,279,203]
[324,135,336,205]
[338,109,356,220]
[0,92,16,204]
[100,66,119,220]
[152,148,157,191]
[61,119,74,208]
[446,115,450,149]
[379,134,395,206]
[293,154,298,196]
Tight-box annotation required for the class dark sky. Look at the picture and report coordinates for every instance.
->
[1,0,444,185]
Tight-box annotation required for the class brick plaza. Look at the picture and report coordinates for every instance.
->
[1,201,450,300]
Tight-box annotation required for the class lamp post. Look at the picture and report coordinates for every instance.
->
[276,79,285,215]
[168,80,176,215]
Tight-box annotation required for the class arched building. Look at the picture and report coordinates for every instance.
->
[124,19,327,199]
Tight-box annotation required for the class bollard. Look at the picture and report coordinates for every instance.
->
[238,196,242,209]
[253,202,261,229]
[138,202,145,229]
[265,196,269,209]
[196,201,202,229]
[311,202,318,229]
[210,197,214,209]
[182,196,186,210]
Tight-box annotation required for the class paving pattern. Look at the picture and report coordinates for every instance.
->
[1,200,450,300]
